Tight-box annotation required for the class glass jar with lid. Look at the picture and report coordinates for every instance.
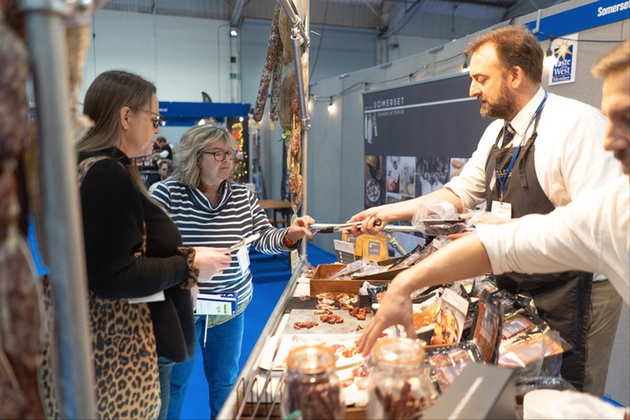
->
[280,344,345,419]
[367,337,432,419]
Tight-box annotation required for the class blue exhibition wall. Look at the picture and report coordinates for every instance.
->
[525,0,630,40]
[158,102,250,126]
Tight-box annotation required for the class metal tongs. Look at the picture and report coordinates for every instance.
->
[224,233,260,254]
[310,220,382,235]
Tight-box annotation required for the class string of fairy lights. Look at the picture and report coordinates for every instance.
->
[309,35,626,113]
[220,34,624,187]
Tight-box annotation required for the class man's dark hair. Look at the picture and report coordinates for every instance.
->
[465,25,543,84]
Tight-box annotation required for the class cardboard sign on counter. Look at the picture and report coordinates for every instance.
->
[334,239,357,264]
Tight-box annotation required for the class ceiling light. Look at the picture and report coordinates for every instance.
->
[327,97,334,113]
[230,29,238,37]
[544,37,557,68]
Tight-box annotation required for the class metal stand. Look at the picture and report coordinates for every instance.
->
[277,0,311,260]
[18,0,100,417]
[382,224,419,256]
[384,231,407,255]
[217,257,308,419]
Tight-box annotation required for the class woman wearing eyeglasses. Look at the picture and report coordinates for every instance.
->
[40,70,231,419]
[150,122,315,420]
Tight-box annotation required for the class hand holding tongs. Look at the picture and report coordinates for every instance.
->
[310,219,382,235]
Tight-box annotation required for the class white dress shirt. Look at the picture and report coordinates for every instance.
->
[477,176,630,304]
[446,88,622,209]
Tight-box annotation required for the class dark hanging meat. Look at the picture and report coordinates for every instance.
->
[253,3,281,123]
[0,175,41,364]
[0,9,45,419]
[278,9,293,65]
[280,68,299,132]
[290,125,301,164]
[269,47,284,125]
[0,17,28,166]
[289,171,302,205]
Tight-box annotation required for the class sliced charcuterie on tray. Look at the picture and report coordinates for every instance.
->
[267,333,365,371]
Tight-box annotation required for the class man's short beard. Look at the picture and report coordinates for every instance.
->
[479,81,517,120]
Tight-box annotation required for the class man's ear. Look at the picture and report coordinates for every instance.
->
[508,66,524,89]
[120,106,132,130]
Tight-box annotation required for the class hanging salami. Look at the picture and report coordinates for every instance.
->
[252,3,282,123]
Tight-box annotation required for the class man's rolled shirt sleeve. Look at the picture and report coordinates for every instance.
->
[476,176,630,304]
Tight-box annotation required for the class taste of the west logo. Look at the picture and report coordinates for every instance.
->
[554,40,573,62]
[551,40,575,83]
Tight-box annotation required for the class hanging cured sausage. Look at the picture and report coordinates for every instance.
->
[254,3,308,209]
[0,4,45,418]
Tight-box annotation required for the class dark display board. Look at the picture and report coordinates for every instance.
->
[362,73,490,210]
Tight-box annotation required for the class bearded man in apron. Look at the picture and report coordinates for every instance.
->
[349,25,623,395]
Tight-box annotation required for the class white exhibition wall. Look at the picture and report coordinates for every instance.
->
[83,11,232,104]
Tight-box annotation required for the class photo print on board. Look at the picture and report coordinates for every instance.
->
[364,112,378,144]
[398,156,417,198]
[386,192,401,205]
[386,156,401,194]
[416,157,450,196]
[449,157,469,180]
[365,155,384,208]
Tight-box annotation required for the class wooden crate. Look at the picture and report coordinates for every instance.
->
[345,406,367,419]
[310,264,392,296]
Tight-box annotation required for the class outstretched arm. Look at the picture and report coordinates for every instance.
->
[286,215,316,243]
[357,233,491,356]
[348,188,464,236]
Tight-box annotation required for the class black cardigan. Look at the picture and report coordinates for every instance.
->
[79,148,195,361]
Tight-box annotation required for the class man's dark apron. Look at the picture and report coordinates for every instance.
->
[484,111,592,390]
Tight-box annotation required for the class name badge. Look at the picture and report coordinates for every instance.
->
[236,246,250,272]
[196,292,238,315]
[128,291,165,304]
[491,200,512,220]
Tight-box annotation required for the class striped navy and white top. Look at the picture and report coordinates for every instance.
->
[151,179,292,309]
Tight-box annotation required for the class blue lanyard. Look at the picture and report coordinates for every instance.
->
[494,93,548,202]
